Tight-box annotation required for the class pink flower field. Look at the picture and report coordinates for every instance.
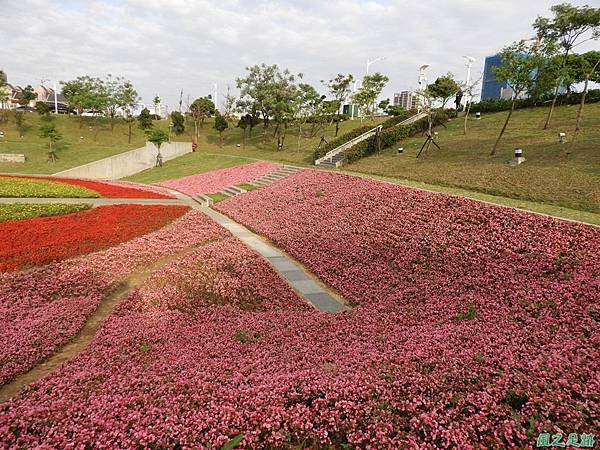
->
[1,169,598,448]
[157,161,281,195]
[0,210,227,386]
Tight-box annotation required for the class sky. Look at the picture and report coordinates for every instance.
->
[1,0,598,111]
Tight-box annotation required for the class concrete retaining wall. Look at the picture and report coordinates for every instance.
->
[54,141,192,180]
[0,153,26,163]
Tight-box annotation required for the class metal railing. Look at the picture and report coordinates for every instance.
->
[315,125,382,165]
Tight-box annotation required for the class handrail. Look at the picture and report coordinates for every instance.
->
[315,125,382,165]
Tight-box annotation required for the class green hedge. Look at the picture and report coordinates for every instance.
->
[313,110,419,162]
[345,117,428,163]
[470,89,600,113]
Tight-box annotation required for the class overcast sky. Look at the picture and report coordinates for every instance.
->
[1,0,598,111]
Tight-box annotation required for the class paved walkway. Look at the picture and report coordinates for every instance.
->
[0,197,184,206]
[1,192,349,313]
[167,189,349,313]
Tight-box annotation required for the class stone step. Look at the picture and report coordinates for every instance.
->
[264,172,287,179]
[251,179,270,186]
[225,185,247,194]
[195,194,214,207]
[222,186,242,196]
[249,181,267,187]
[282,164,303,171]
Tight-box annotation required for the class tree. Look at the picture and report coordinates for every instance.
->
[223,85,237,123]
[138,108,153,130]
[17,85,37,106]
[427,73,459,108]
[39,122,62,162]
[146,128,169,167]
[0,70,8,109]
[14,111,28,137]
[61,76,106,126]
[352,73,389,123]
[462,73,482,135]
[120,82,140,144]
[378,98,390,114]
[153,95,161,117]
[534,3,600,129]
[171,111,185,135]
[189,97,215,143]
[571,52,600,150]
[386,104,406,116]
[490,40,548,155]
[236,64,300,145]
[213,111,228,147]
[103,75,137,130]
[35,101,51,116]
[322,73,354,136]
[293,83,324,149]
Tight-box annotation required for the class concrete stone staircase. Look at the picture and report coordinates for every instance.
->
[249,164,303,187]
[196,165,303,206]
[314,111,429,169]
[315,125,382,169]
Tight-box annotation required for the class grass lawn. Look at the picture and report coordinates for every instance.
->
[0,176,99,198]
[206,192,229,203]
[0,112,170,175]
[345,103,600,213]
[124,153,257,184]
[0,203,91,223]
[236,183,260,192]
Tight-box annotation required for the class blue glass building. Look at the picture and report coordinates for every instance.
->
[481,54,510,100]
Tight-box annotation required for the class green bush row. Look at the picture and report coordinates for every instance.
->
[344,117,428,163]
[470,89,600,113]
[313,110,418,161]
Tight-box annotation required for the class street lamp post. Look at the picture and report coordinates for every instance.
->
[366,56,386,75]
[214,83,218,112]
[417,64,429,113]
[462,56,476,110]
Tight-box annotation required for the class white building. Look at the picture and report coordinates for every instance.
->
[393,91,417,110]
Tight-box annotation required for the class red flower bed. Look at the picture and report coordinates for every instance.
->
[0,204,189,272]
[10,175,174,199]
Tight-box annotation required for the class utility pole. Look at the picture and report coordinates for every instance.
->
[214,83,218,112]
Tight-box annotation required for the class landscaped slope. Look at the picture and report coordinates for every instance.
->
[0,209,218,385]
[157,161,280,195]
[2,170,598,448]
[346,103,600,213]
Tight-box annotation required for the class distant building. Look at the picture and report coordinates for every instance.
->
[481,54,511,101]
[393,91,417,110]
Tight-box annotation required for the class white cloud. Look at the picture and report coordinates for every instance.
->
[1,0,597,110]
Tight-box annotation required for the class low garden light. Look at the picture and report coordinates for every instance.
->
[397,147,404,155]
[475,112,481,119]
[510,147,526,166]
[558,132,566,144]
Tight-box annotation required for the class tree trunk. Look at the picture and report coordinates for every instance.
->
[543,50,570,130]
[128,122,132,144]
[570,57,600,152]
[335,115,340,136]
[491,99,515,155]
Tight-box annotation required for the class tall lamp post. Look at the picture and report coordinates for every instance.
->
[214,83,218,113]
[366,56,386,75]
[462,56,475,110]
[417,64,429,113]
